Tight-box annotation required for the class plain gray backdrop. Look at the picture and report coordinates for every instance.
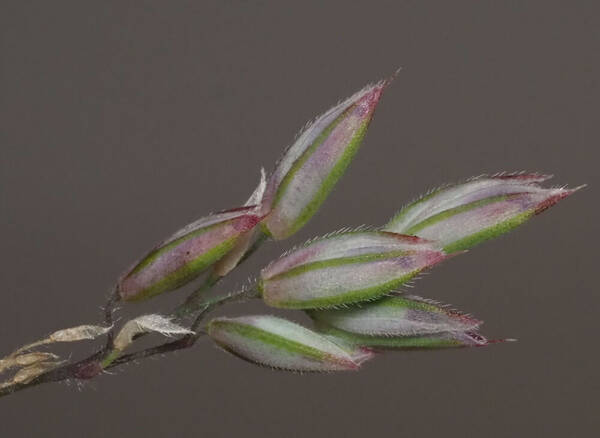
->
[1,1,598,437]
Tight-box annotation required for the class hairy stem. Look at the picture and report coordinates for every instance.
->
[105,335,198,368]
[174,272,222,319]
[102,286,259,369]
[0,230,268,399]
[103,287,119,350]
[0,285,260,399]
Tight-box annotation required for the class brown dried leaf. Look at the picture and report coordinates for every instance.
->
[48,325,111,342]
[11,361,64,385]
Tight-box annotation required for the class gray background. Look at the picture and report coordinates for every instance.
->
[1,1,598,437]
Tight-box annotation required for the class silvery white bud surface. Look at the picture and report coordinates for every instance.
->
[118,207,262,301]
[318,324,507,350]
[260,80,388,240]
[259,231,448,309]
[384,173,583,253]
[208,315,373,372]
[309,295,481,337]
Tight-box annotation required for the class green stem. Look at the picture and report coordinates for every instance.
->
[174,271,222,318]
[100,349,122,368]
[190,286,260,331]
[237,230,269,266]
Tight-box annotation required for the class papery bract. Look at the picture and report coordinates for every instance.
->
[112,314,193,352]
[259,231,447,309]
[208,315,373,372]
[384,173,582,253]
[261,80,388,240]
[0,352,59,375]
[309,295,480,336]
[118,207,262,301]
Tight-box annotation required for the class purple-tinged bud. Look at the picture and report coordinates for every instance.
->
[261,79,389,240]
[309,295,481,337]
[259,231,448,309]
[384,173,584,253]
[118,207,262,301]
[208,315,374,372]
[317,324,512,350]
[213,169,267,278]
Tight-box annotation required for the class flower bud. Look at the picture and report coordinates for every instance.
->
[384,173,583,253]
[212,169,267,278]
[259,231,448,309]
[118,207,261,301]
[317,324,508,350]
[309,295,480,337]
[261,79,388,240]
[208,315,373,372]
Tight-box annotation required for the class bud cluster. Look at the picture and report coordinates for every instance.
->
[112,75,580,373]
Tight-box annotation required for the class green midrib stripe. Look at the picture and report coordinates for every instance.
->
[129,219,234,275]
[267,250,411,280]
[442,210,533,253]
[322,327,461,349]
[387,186,446,228]
[127,237,237,301]
[403,194,514,235]
[273,272,420,309]
[272,106,352,207]
[285,119,369,237]
[213,321,328,361]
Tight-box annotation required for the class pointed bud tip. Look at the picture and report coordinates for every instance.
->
[349,347,377,367]
[484,338,518,345]
[382,67,403,89]
[355,83,385,115]
[357,70,400,111]
[534,185,584,215]
[570,184,588,193]
[450,312,483,329]
[470,333,517,347]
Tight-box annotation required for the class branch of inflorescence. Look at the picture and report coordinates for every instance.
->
[101,284,260,369]
[0,285,259,398]
[0,233,268,399]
